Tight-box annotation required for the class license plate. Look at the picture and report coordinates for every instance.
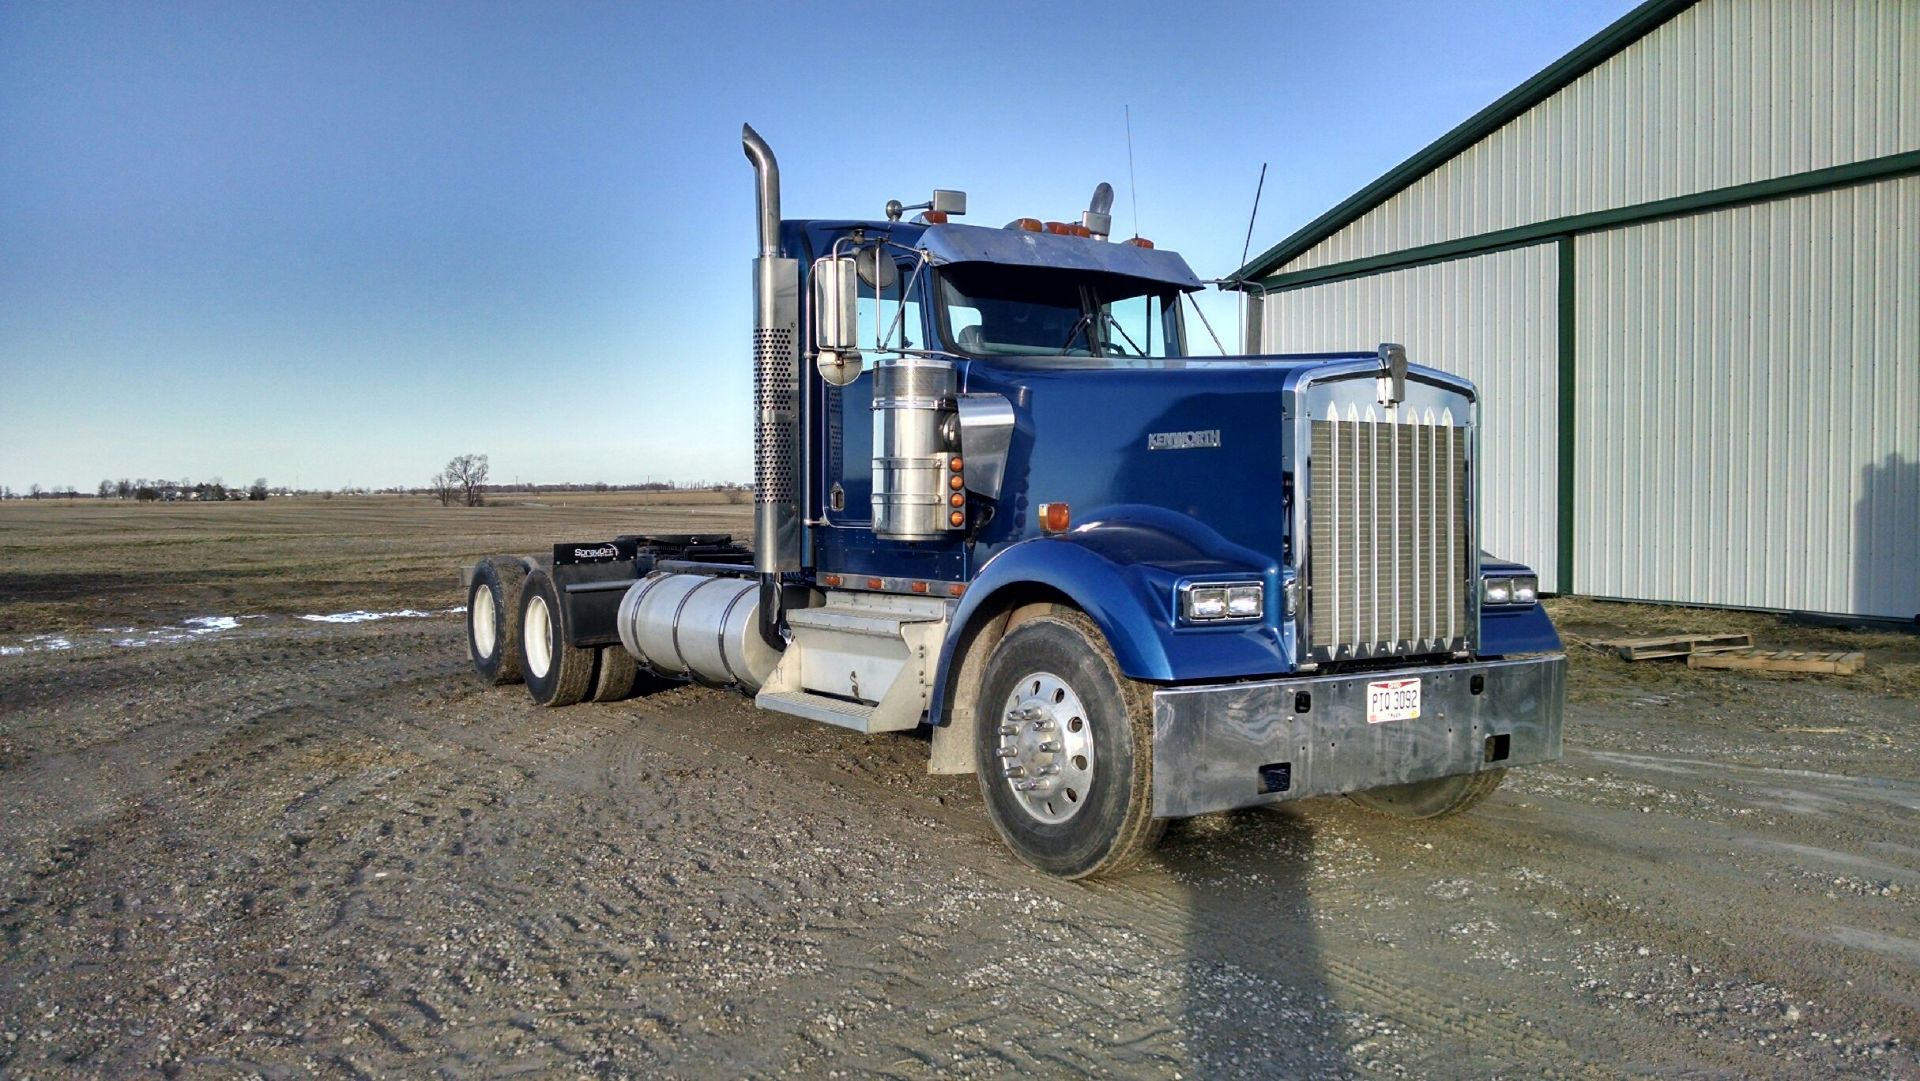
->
[1366,678,1421,724]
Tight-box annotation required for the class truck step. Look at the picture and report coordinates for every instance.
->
[784,604,942,638]
[755,688,917,733]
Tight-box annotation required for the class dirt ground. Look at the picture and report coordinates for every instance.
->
[1,500,1916,1078]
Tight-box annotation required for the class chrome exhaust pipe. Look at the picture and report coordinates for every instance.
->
[742,123,781,260]
[742,123,802,648]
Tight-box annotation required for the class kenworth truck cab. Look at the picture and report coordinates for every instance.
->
[461,125,1565,878]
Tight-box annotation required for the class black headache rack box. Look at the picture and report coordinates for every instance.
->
[552,534,753,648]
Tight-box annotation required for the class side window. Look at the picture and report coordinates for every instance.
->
[1100,293,1181,359]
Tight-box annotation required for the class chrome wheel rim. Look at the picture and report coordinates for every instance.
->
[996,671,1094,824]
[524,594,552,679]
[472,585,496,658]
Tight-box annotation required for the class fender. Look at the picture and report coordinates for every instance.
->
[930,505,1291,725]
[1479,556,1563,656]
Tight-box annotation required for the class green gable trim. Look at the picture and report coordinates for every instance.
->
[1248,149,1920,294]
[1231,0,1698,284]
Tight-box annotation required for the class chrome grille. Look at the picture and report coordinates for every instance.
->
[1307,405,1470,661]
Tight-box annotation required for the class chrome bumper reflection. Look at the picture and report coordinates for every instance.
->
[1150,654,1565,818]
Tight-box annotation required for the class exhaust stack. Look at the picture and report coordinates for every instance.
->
[742,124,803,646]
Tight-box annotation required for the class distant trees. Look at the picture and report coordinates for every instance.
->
[439,454,489,507]
[249,478,268,501]
[28,484,42,500]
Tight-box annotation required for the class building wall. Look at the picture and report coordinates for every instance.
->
[1283,0,1920,272]
[1572,175,1920,619]
[1261,244,1561,584]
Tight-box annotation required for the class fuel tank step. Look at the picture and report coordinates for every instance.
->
[755,689,901,733]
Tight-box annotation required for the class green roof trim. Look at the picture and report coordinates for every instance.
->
[1229,0,1698,285]
[1249,149,1920,293]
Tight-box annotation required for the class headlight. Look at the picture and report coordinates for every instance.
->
[1181,581,1263,623]
[1481,575,1538,606]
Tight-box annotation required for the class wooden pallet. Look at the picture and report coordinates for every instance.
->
[1596,633,1755,662]
[1687,650,1866,675]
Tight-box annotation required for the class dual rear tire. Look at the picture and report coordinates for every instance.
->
[467,559,641,707]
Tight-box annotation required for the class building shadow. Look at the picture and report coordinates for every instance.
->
[1853,453,1919,623]
[1156,807,1350,1078]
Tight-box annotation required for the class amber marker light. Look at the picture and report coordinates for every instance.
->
[1124,236,1154,249]
[1038,502,1071,533]
[949,456,963,472]
[823,574,843,587]
[949,492,964,507]
[949,511,966,527]
[910,581,930,594]
[922,211,948,224]
[1008,218,1043,232]
[947,474,963,491]
[866,577,884,590]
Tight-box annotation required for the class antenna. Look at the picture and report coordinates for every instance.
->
[1124,104,1140,238]
[1239,162,1268,268]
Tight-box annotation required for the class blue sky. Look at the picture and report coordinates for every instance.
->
[0,0,1630,491]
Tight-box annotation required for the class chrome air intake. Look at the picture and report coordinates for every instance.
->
[872,357,957,540]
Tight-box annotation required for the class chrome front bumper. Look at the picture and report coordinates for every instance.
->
[1150,654,1566,818]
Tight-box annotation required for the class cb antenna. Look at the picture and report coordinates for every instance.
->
[1124,104,1140,238]
[1239,162,1268,269]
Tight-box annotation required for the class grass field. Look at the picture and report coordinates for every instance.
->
[0,494,754,635]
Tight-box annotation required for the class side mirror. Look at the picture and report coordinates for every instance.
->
[813,256,863,386]
[930,189,967,216]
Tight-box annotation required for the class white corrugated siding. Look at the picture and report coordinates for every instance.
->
[1285,0,1920,272]
[1261,244,1561,585]
[1573,175,1920,618]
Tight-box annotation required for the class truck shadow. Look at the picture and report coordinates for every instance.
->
[1853,453,1919,622]
[1152,806,1351,1078]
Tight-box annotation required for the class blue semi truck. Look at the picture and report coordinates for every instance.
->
[462,125,1565,878]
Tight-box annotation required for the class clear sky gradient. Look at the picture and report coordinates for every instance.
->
[1,0,1630,492]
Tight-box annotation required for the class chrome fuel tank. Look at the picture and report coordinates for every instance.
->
[616,574,779,691]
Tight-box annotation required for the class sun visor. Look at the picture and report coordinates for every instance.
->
[917,223,1202,292]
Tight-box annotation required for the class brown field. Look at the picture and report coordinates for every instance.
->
[2,499,1917,1078]
[0,494,754,635]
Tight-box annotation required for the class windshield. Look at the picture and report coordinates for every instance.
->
[938,265,1185,361]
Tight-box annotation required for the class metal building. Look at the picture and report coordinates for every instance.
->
[1233,0,1918,621]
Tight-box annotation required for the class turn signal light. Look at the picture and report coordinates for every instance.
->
[1038,502,1070,533]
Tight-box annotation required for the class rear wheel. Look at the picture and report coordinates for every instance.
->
[467,557,528,685]
[590,646,640,702]
[974,610,1163,879]
[1347,769,1506,819]
[519,569,596,708]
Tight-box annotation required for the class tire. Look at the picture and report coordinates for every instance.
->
[467,557,529,686]
[589,646,640,702]
[974,610,1164,879]
[519,568,597,708]
[1347,769,1506,820]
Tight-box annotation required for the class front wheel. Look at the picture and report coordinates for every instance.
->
[1346,769,1506,819]
[974,611,1164,879]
